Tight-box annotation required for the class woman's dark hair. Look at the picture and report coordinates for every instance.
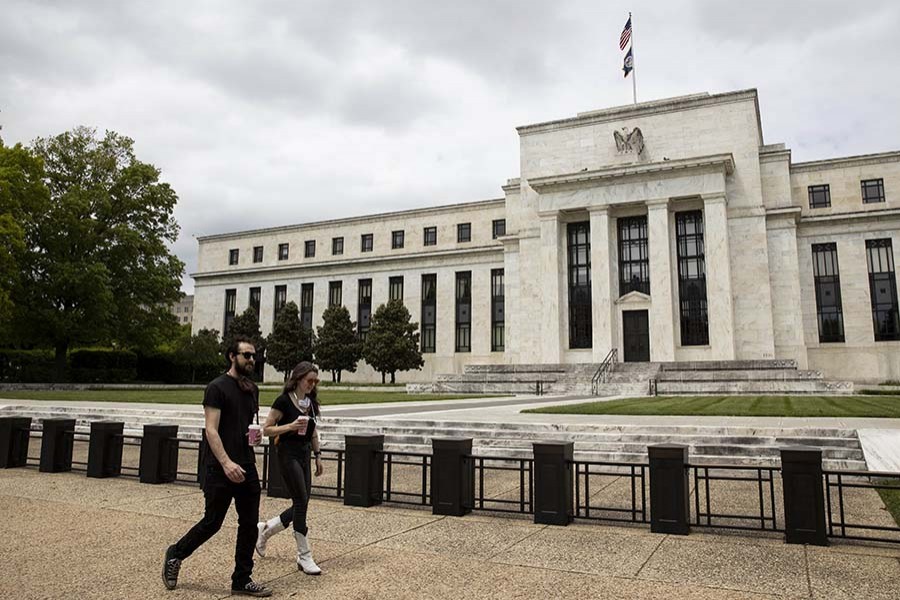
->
[283,361,320,416]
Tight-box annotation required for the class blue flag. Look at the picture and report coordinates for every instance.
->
[623,47,633,78]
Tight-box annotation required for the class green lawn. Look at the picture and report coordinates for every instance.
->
[0,389,487,406]
[876,481,900,527]
[525,395,900,418]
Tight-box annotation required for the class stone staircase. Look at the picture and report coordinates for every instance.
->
[0,403,868,470]
[428,359,854,397]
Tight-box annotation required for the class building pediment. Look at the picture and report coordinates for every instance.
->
[615,290,651,305]
[527,153,735,195]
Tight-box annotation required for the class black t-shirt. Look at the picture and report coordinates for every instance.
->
[203,373,258,467]
[271,393,317,448]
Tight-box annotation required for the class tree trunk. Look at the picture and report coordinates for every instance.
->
[53,341,68,383]
[331,370,336,382]
[337,370,342,383]
[390,371,396,384]
[381,372,385,384]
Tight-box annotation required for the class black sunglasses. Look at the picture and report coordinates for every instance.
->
[239,351,256,360]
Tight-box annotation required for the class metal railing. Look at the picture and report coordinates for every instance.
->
[591,348,618,395]
[380,449,430,507]
[467,455,533,515]
[825,470,900,544]
[310,448,345,499]
[573,460,648,523]
[692,465,781,532]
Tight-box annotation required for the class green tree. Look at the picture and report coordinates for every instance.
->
[174,328,222,383]
[0,139,47,333]
[314,305,361,382]
[266,301,314,380]
[221,307,267,380]
[362,299,424,383]
[9,127,184,379]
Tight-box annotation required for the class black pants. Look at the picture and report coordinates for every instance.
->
[277,447,312,535]
[173,463,261,588]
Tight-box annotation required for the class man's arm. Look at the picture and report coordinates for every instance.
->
[204,406,245,483]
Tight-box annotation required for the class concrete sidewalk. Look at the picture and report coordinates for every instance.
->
[1,468,899,599]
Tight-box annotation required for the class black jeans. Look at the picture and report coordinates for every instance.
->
[173,463,261,588]
[277,446,312,535]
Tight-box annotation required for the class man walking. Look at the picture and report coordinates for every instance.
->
[163,336,272,597]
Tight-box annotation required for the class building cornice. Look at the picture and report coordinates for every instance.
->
[196,197,505,242]
[798,207,900,226]
[192,244,503,281]
[790,150,900,174]
[527,153,735,194]
[516,89,761,140]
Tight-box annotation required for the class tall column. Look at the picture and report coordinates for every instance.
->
[589,206,614,360]
[647,199,676,361]
[539,211,563,363]
[702,194,736,359]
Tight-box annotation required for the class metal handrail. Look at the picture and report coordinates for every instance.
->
[591,348,618,395]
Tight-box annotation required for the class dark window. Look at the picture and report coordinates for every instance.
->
[492,219,506,239]
[424,226,437,246]
[332,237,343,256]
[328,281,342,307]
[389,276,404,302]
[305,240,316,258]
[357,278,372,341]
[274,285,287,321]
[812,242,845,343]
[866,239,899,341]
[676,211,709,346]
[457,223,471,243]
[224,289,236,333]
[229,249,239,265]
[253,246,263,263]
[278,243,289,260]
[618,215,650,296]
[300,283,314,330]
[361,233,373,252]
[249,287,261,318]
[455,271,471,352]
[808,184,831,209]
[862,179,886,204]
[421,274,436,353]
[567,222,592,349]
[491,268,505,351]
[392,230,404,249]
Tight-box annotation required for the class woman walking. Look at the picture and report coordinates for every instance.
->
[255,361,324,575]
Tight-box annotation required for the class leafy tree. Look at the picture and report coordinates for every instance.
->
[221,307,267,380]
[362,299,424,383]
[266,301,314,380]
[314,305,361,382]
[0,139,47,334]
[8,127,184,380]
[174,328,222,383]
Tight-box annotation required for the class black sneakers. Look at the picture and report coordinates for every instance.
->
[162,545,182,590]
[231,580,273,597]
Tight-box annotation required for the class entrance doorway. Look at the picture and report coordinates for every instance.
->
[623,310,650,362]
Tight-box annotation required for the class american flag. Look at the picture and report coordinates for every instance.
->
[619,16,632,50]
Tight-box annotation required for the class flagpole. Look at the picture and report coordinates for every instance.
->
[630,12,637,104]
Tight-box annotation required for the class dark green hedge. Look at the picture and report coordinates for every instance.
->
[0,349,56,383]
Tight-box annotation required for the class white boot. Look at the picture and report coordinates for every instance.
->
[293,530,322,575]
[255,516,285,558]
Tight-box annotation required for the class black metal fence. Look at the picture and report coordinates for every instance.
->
[6,415,900,547]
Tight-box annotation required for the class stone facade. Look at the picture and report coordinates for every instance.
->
[192,89,900,383]
[170,294,194,325]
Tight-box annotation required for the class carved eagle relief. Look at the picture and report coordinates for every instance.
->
[613,127,645,155]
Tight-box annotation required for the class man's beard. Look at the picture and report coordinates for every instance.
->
[236,360,255,377]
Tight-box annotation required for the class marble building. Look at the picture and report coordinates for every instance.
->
[191,89,900,383]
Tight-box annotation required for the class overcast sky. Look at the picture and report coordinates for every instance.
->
[3,0,899,293]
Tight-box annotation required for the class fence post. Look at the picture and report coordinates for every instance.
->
[431,438,474,516]
[39,418,76,473]
[533,442,574,525]
[344,434,384,507]
[780,446,828,546]
[264,443,291,498]
[140,424,179,484]
[87,421,123,478]
[649,444,690,535]
[0,416,32,469]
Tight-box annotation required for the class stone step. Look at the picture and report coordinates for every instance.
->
[659,359,799,371]
[463,363,596,375]
[656,380,854,395]
[655,369,824,382]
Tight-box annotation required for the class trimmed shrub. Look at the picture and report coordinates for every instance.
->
[0,349,55,382]
[68,348,138,383]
